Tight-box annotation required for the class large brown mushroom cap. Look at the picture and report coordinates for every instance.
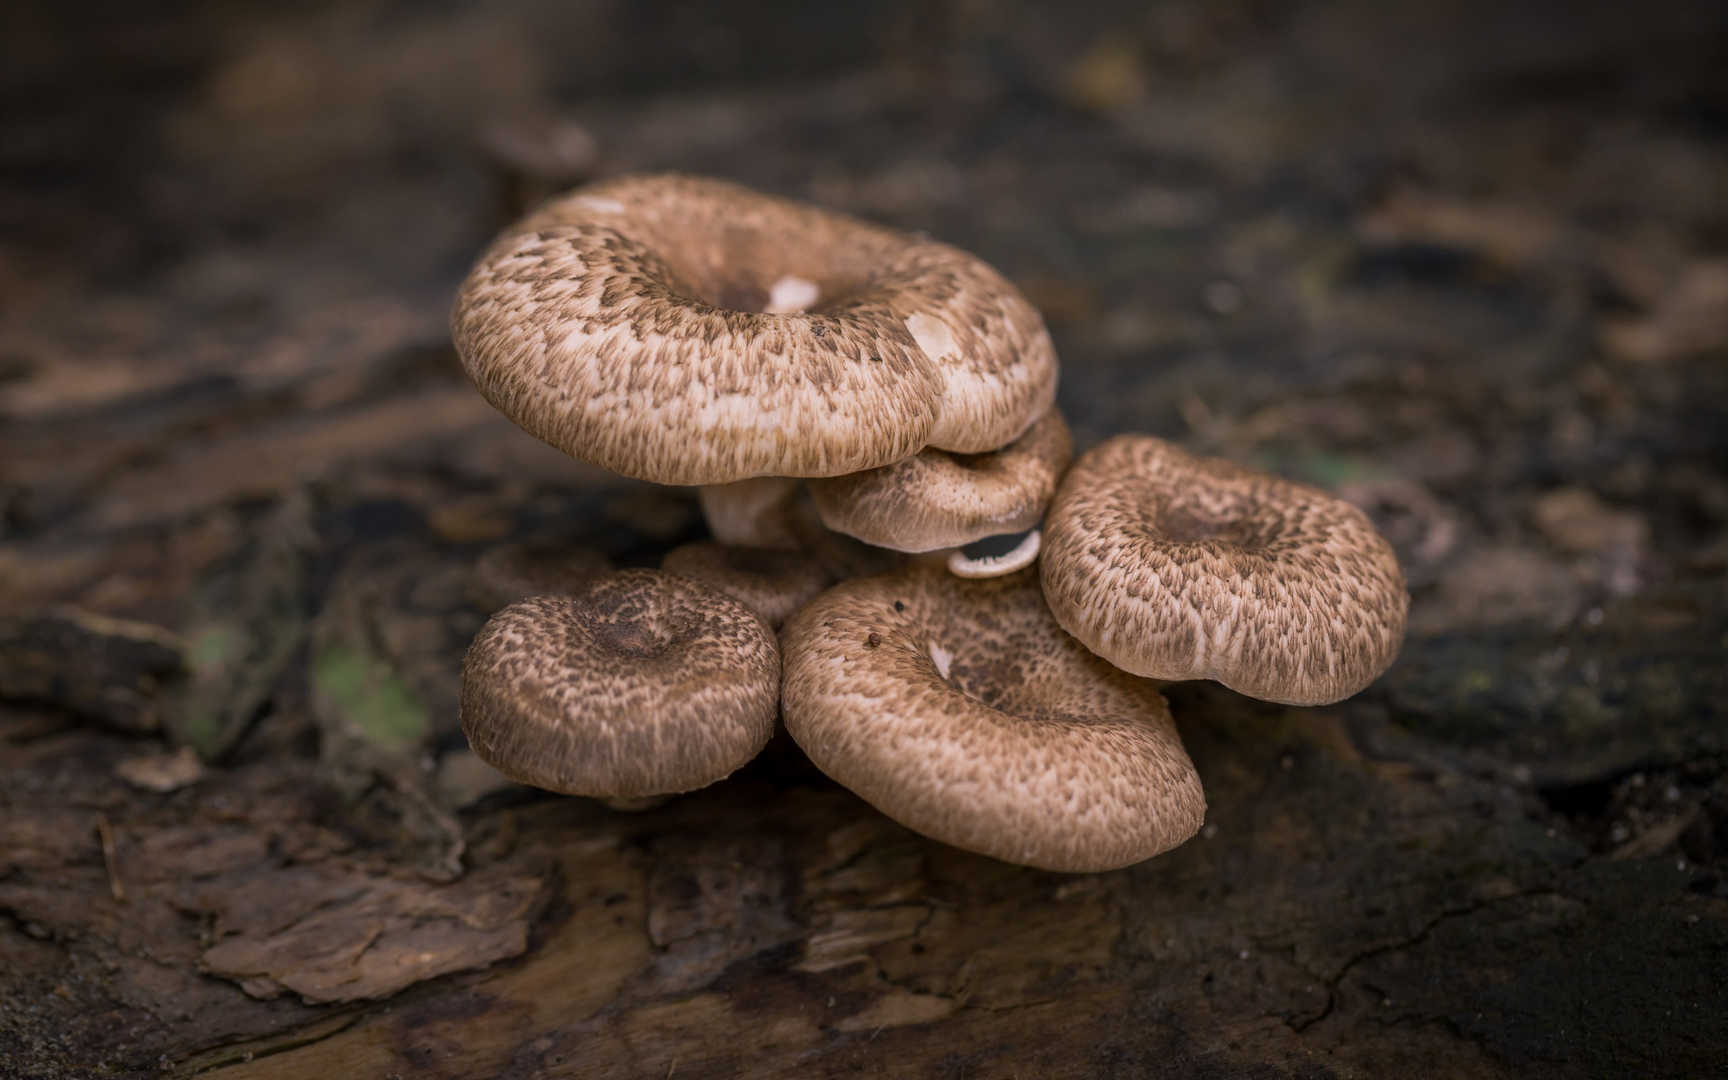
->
[808,408,1074,553]
[461,570,779,798]
[781,565,1206,872]
[1040,435,1409,706]
[451,174,1057,485]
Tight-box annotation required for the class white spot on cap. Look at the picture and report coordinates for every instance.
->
[904,312,956,360]
[928,642,954,679]
[765,275,820,314]
[575,196,625,213]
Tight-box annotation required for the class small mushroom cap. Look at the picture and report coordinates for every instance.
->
[1040,435,1409,706]
[781,565,1206,872]
[470,540,613,609]
[809,408,1074,553]
[659,541,832,629]
[461,570,779,798]
[452,174,1057,485]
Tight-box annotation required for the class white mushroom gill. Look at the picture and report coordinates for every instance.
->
[948,528,1041,579]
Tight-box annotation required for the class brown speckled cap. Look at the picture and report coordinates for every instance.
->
[460,570,779,798]
[781,565,1206,872]
[808,408,1073,554]
[451,174,1057,485]
[1040,435,1409,706]
[660,541,831,629]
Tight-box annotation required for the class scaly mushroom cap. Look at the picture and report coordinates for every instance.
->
[452,174,1057,485]
[461,570,779,798]
[781,565,1206,872]
[660,541,831,629]
[1040,435,1409,706]
[808,408,1074,553]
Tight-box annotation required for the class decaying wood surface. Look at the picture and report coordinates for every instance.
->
[2,2,1725,1077]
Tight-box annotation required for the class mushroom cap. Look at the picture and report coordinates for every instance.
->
[659,541,831,629]
[452,174,1057,485]
[809,408,1074,553]
[470,540,613,609]
[460,569,779,798]
[1040,435,1409,706]
[781,565,1206,872]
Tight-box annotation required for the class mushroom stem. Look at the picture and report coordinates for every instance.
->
[699,477,802,549]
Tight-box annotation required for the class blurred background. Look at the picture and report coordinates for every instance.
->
[2,1,1726,1077]
[6,0,1728,566]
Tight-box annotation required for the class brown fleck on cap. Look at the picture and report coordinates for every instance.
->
[808,408,1073,553]
[781,565,1205,872]
[660,541,832,629]
[1040,435,1409,706]
[452,174,1057,485]
[461,570,779,798]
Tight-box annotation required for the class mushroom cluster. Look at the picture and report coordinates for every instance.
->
[452,174,1408,871]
